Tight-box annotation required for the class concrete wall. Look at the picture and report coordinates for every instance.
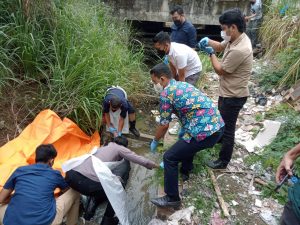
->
[103,0,250,25]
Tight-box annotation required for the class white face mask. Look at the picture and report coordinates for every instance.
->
[153,83,164,94]
[221,31,231,42]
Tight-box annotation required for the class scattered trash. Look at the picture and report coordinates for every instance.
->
[235,120,281,153]
[260,210,277,225]
[168,206,195,223]
[255,94,268,106]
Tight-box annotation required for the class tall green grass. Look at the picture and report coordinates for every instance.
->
[0,0,147,133]
[259,0,300,88]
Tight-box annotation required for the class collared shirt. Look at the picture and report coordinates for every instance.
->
[220,33,253,97]
[73,142,156,182]
[250,0,262,20]
[170,20,197,48]
[3,164,68,225]
[159,79,224,143]
[103,88,128,118]
[168,42,202,78]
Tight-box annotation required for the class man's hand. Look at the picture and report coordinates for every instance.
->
[150,139,159,153]
[201,46,215,55]
[199,37,210,48]
[109,126,117,134]
[276,155,294,183]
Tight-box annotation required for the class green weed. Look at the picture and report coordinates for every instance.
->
[0,0,147,133]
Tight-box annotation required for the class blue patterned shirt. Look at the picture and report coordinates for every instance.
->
[159,79,224,142]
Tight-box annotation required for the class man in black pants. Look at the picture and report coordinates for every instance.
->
[65,136,157,225]
[199,8,253,169]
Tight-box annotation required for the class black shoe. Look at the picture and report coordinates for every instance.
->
[129,127,140,137]
[150,195,181,209]
[100,216,119,225]
[207,159,228,169]
[84,197,100,221]
[181,172,189,182]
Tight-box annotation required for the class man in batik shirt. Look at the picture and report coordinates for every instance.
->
[149,63,224,208]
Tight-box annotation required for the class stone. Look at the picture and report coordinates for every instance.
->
[230,208,237,216]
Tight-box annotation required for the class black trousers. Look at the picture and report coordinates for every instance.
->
[218,96,247,163]
[163,128,224,199]
[65,160,131,218]
[280,201,300,225]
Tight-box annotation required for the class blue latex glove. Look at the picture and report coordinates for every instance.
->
[163,55,169,65]
[199,37,209,48]
[118,131,122,137]
[109,126,117,134]
[150,139,159,153]
[160,161,164,169]
[202,46,215,55]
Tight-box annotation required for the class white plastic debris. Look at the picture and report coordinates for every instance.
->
[168,206,195,223]
[231,200,239,206]
[260,210,277,225]
[235,120,281,152]
[255,199,262,207]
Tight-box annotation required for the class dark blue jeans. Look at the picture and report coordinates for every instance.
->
[218,96,247,163]
[163,128,224,199]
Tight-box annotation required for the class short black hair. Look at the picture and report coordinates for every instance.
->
[110,96,122,108]
[170,5,184,15]
[114,136,128,147]
[150,63,172,79]
[219,8,246,33]
[35,144,57,163]
[153,31,170,44]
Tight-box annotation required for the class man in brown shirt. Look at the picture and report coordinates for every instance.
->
[199,8,253,169]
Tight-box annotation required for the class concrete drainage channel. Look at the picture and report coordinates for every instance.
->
[84,137,158,225]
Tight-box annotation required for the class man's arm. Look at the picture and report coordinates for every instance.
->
[209,39,226,53]
[276,143,300,183]
[104,112,111,127]
[177,68,186,82]
[118,146,159,169]
[169,62,177,79]
[118,117,125,133]
[154,124,169,141]
[187,26,197,49]
[210,54,229,76]
[0,188,13,204]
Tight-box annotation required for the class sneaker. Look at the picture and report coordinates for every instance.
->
[168,122,180,135]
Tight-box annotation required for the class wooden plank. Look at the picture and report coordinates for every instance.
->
[290,86,300,101]
[124,132,154,142]
[254,178,268,186]
[208,169,230,218]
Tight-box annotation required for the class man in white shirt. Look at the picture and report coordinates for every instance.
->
[153,31,202,86]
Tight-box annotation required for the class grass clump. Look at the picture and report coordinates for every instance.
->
[0,0,147,133]
[259,0,300,89]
